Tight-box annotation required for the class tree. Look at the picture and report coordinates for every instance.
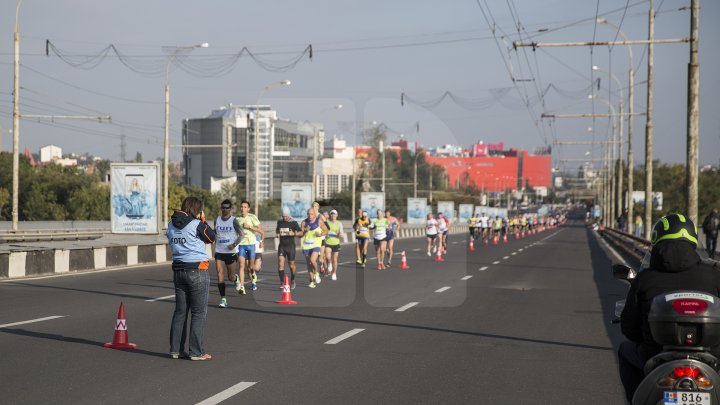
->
[67,183,110,220]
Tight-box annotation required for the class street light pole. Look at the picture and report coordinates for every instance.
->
[254,80,291,215]
[163,42,208,227]
[11,0,23,231]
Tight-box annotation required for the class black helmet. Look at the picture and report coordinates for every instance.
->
[651,213,698,247]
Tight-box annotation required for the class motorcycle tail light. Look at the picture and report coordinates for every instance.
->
[673,367,701,379]
[657,376,677,388]
[658,367,714,390]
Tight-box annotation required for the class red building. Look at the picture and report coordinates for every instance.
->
[425,151,551,192]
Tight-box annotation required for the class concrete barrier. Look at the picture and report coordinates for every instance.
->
[0,224,468,279]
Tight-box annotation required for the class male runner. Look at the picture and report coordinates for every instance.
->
[235,200,262,294]
[276,207,301,289]
[214,199,242,308]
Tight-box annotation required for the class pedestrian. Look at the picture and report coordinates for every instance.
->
[633,214,643,238]
[702,208,719,259]
[167,196,215,361]
[299,207,327,288]
[385,209,400,266]
[235,200,262,294]
[324,209,344,280]
[370,209,390,270]
[437,212,449,254]
[276,207,301,289]
[353,211,371,267]
[213,199,242,308]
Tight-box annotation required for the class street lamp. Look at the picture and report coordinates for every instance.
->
[11,0,24,231]
[163,42,208,227]
[254,80,291,214]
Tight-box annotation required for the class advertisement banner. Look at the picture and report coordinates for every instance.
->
[406,198,427,225]
[474,205,489,217]
[630,191,663,211]
[458,204,474,223]
[437,201,455,221]
[282,183,314,220]
[111,163,159,234]
[361,192,385,219]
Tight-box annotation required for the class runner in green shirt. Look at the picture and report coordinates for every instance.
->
[369,209,390,270]
[323,209,344,281]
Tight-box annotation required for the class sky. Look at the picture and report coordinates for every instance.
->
[0,0,718,173]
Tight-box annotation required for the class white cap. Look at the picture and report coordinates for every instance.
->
[282,207,291,216]
[330,209,338,215]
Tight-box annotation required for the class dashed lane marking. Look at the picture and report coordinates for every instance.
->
[492,261,500,265]
[479,266,488,271]
[412,248,421,252]
[0,316,65,329]
[518,249,524,252]
[434,286,451,293]
[146,295,175,302]
[324,328,365,344]
[503,256,510,260]
[511,252,517,255]
[395,302,419,312]
[195,382,257,405]
[461,275,473,280]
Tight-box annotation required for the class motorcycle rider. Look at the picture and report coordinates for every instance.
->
[619,213,720,402]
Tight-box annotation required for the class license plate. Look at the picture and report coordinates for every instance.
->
[664,391,711,405]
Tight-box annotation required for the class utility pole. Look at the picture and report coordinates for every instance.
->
[627,63,635,233]
[644,0,655,239]
[686,0,700,224]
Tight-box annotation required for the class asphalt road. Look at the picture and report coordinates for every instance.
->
[0,219,629,404]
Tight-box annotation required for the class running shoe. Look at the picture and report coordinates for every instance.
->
[432,246,437,253]
[190,353,212,361]
[427,251,431,256]
[218,298,228,308]
[251,272,258,283]
[356,258,362,264]
[238,285,246,295]
[315,273,322,284]
[308,281,316,288]
[377,264,382,270]
[170,352,189,359]
[251,282,257,291]
[331,273,337,281]
[327,264,333,274]
[234,275,241,292]
[291,280,297,290]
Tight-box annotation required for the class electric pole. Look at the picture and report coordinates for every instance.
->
[644,0,655,239]
[686,0,700,224]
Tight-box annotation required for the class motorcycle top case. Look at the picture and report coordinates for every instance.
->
[649,291,720,347]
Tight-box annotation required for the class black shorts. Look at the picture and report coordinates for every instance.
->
[427,234,437,240]
[374,238,387,246]
[214,252,238,265]
[326,244,341,253]
[278,244,296,261]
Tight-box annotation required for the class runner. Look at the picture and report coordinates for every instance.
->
[213,199,242,308]
[234,200,262,295]
[426,213,439,256]
[370,209,390,270]
[319,210,330,275]
[437,212,449,254]
[492,215,502,244]
[468,214,477,240]
[299,207,327,288]
[252,229,266,288]
[276,207,301,289]
[385,209,400,266]
[479,212,490,245]
[324,209,344,280]
[353,211,371,267]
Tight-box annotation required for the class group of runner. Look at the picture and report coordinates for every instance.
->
[351,208,401,270]
[425,212,450,257]
[212,200,357,307]
[466,212,560,246]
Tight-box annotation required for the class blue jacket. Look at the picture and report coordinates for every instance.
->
[167,210,215,265]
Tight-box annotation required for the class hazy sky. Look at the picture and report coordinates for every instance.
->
[1,0,718,172]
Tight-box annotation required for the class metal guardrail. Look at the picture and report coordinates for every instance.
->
[0,229,105,243]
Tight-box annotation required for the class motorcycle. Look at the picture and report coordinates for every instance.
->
[613,249,720,405]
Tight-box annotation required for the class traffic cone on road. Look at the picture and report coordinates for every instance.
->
[277,275,297,305]
[469,238,475,251]
[435,245,444,262]
[493,234,498,245]
[503,234,508,243]
[400,251,410,269]
[104,302,137,350]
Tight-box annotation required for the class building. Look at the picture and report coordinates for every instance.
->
[183,104,318,200]
[317,136,353,199]
[40,145,62,163]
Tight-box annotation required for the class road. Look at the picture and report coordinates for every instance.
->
[0,218,629,404]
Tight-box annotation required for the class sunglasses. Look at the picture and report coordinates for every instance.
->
[221,206,231,209]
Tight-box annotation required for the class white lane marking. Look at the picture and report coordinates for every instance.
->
[479,266,488,271]
[339,261,354,265]
[451,241,458,244]
[492,261,500,265]
[503,256,510,260]
[511,252,517,256]
[395,302,419,312]
[434,286,451,293]
[324,328,365,345]
[298,270,308,274]
[518,249,523,252]
[146,294,175,302]
[0,316,65,329]
[597,233,628,265]
[461,275,473,280]
[412,248,421,251]
[195,381,257,405]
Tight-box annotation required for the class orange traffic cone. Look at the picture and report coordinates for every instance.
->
[400,251,410,269]
[469,238,475,251]
[435,245,444,262]
[503,234,508,243]
[277,275,297,305]
[493,235,498,245]
[104,302,137,350]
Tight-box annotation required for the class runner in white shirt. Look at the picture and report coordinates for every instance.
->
[479,212,490,245]
[437,212,449,254]
[426,213,439,256]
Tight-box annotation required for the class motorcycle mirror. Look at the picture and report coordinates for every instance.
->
[612,263,635,280]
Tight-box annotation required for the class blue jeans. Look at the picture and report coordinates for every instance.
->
[170,267,210,357]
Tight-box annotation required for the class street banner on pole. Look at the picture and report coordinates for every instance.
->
[111,163,160,234]
[282,183,314,220]
[406,198,427,225]
[361,192,385,219]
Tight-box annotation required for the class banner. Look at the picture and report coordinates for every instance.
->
[630,191,663,211]
[111,163,159,234]
[406,198,427,225]
[361,192,385,219]
[282,183,314,220]
[458,204,474,223]
[437,201,455,221]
